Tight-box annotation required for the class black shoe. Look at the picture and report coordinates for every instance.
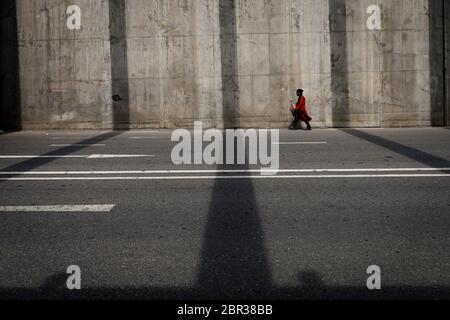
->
[289,121,299,130]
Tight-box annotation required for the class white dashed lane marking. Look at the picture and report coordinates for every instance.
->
[0,154,156,159]
[50,144,106,147]
[0,205,115,212]
[273,142,328,145]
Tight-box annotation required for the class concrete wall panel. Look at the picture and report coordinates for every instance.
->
[16,0,112,129]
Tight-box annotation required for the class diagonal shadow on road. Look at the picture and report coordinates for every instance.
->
[0,131,124,182]
[340,129,450,173]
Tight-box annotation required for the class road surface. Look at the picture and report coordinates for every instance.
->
[0,127,449,299]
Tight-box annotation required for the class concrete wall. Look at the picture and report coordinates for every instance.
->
[15,0,112,129]
[3,0,448,129]
[119,0,331,129]
[380,0,444,127]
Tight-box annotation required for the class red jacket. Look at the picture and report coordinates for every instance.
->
[293,96,312,122]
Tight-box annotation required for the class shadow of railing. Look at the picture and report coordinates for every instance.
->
[198,146,272,299]
[196,1,272,299]
[340,129,450,172]
[0,132,123,181]
[1,269,449,300]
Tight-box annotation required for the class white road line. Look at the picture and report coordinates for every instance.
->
[273,142,328,145]
[0,168,449,175]
[0,154,156,159]
[88,154,156,159]
[1,174,449,181]
[0,155,88,159]
[0,205,115,212]
[129,137,160,139]
[50,144,106,147]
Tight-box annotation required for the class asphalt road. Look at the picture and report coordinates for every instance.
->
[0,127,449,300]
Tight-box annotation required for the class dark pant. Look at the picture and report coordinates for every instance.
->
[290,110,311,130]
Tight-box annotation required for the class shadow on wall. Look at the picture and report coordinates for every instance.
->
[219,0,240,128]
[445,0,450,126]
[428,0,446,126]
[0,0,21,131]
[329,0,350,127]
[109,0,130,130]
